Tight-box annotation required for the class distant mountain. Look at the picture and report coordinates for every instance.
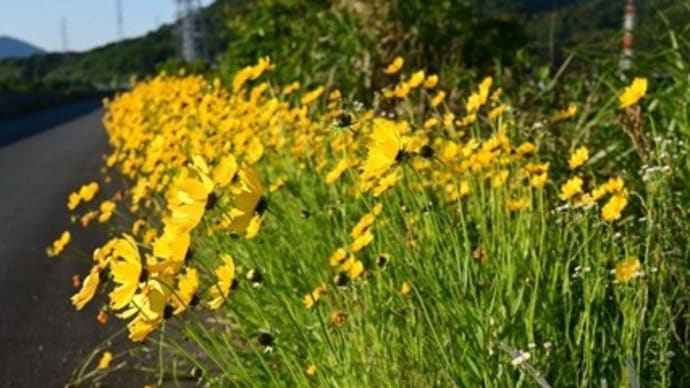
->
[0,0,236,87]
[0,36,45,59]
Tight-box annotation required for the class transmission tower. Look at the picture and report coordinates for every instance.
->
[60,17,69,52]
[620,0,636,72]
[175,0,208,62]
[116,0,125,40]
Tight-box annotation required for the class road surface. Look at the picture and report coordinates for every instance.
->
[0,108,121,387]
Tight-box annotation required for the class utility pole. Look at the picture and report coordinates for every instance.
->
[175,0,208,62]
[116,0,125,40]
[620,0,635,72]
[60,17,69,52]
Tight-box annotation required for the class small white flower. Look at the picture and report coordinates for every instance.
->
[511,351,531,367]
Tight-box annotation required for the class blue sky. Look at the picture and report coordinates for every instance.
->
[0,0,212,52]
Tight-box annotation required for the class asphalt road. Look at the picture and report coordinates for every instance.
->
[0,108,119,387]
[0,98,105,147]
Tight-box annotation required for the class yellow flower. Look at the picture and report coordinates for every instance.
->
[619,77,647,108]
[212,155,238,188]
[614,257,641,283]
[392,82,411,99]
[350,229,374,252]
[325,158,350,184]
[244,214,262,239]
[506,198,530,212]
[79,182,99,202]
[304,284,328,309]
[603,177,625,194]
[455,114,477,127]
[306,364,317,376]
[108,234,142,310]
[602,190,629,222]
[328,248,348,267]
[408,70,426,88]
[282,81,300,95]
[328,89,342,101]
[351,212,376,239]
[430,91,446,108]
[170,267,199,315]
[67,192,81,211]
[47,230,71,257]
[488,105,506,120]
[226,167,266,237]
[98,351,113,369]
[341,257,364,279]
[70,266,100,311]
[208,254,236,310]
[530,172,549,189]
[568,146,589,170]
[491,170,509,188]
[384,56,404,74]
[360,119,405,180]
[515,142,536,157]
[301,86,325,105]
[98,200,116,223]
[552,104,577,122]
[372,168,401,197]
[423,74,439,89]
[423,117,439,129]
[400,282,412,297]
[559,176,583,201]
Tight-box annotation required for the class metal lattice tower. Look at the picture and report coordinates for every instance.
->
[176,0,208,62]
[620,0,636,72]
[116,0,125,40]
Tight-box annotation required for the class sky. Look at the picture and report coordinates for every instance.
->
[0,0,213,53]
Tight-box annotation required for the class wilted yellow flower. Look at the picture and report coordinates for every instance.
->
[384,56,404,74]
[552,104,577,122]
[568,146,589,170]
[619,77,647,108]
[614,257,641,283]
